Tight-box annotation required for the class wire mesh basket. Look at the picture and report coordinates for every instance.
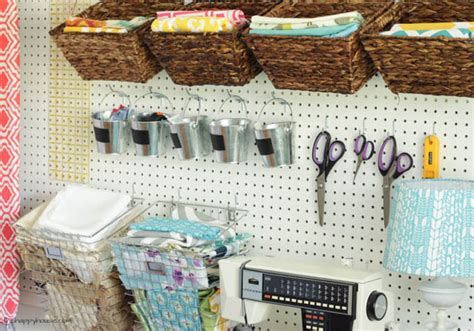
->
[109,197,248,330]
[110,198,248,291]
[15,197,147,285]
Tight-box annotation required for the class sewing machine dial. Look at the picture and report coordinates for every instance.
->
[366,291,388,321]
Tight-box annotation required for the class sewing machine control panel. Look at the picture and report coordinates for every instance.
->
[241,269,356,316]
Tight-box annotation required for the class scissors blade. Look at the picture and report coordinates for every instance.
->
[353,158,363,183]
[383,176,392,228]
[317,176,326,226]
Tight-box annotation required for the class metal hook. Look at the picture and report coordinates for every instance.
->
[107,84,129,99]
[432,121,437,136]
[324,115,329,132]
[360,117,367,135]
[391,119,396,136]
[185,88,206,102]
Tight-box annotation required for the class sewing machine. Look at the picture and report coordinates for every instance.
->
[219,256,394,331]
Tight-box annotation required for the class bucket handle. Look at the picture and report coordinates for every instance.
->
[182,88,206,117]
[256,92,294,125]
[133,87,174,117]
[96,85,132,112]
[218,90,249,119]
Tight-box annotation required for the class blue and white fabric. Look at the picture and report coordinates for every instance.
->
[384,179,473,277]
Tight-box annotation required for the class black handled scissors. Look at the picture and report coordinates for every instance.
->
[312,131,346,226]
[378,136,413,228]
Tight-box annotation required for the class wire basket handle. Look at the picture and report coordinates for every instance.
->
[181,88,206,116]
[256,92,293,125]
[133,87,175,117]
[96,85,132,111]
[217,90,249,119]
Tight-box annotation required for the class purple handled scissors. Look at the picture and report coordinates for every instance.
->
[378,136,413,228]
[312,131,346,226]
[353,134,375,183]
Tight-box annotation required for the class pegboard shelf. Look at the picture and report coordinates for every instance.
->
[18,1,473,330]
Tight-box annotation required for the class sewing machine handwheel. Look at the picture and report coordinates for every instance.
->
[367,291,388,321]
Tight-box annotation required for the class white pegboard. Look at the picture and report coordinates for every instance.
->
[18,1,473,330]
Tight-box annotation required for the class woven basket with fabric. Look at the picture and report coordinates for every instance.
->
[243,1,393,94]
[362,1,473,97]
[50,0,183,83]
[144,2,276,86]
[45,274,133,331]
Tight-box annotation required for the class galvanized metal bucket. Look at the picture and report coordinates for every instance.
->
[91,87,131,155]
[255,96,295,168]
[167,92,211,160]
[131,89,172,157]
[209,93,252,164]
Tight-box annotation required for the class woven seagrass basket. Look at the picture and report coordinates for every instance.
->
[50,0,183,83]
[144,1,277,86]
[362,0,474,97]
[243,1,393,94]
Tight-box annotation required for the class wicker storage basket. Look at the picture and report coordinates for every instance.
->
[50,0,183,83]
[362,1,473,97]
[243,2,393,94]
[144,2,276,86]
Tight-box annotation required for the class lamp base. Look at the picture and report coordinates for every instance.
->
[418,277,467,331]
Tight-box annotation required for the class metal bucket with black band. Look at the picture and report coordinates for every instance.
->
[255,95,295,168]
[130,88,172,157]
[167,91,211,161]
[91,87,131,155]
[209,91,252,164]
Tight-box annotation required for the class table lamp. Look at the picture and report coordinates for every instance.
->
[383,179,473,331]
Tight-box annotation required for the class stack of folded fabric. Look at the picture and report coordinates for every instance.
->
[46,275,133,331]
[15,185,138,284]
[111,205,250,330]
[380,22,474,38]
[64,16,150,34]
[151,9,247,33]
[249,11,364,37]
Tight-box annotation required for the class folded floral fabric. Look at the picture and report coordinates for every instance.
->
[64,26,128,33]
[65,16,149,31]
[151,16,237,33]
[111,243,210,290]
[250,11,364,30]
[130,218,222,241]
[156,10,246,26]
[147,287,202,330]
[250,23,360,38]
[380,28,473,38]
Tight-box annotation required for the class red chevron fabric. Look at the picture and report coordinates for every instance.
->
[0,0,20,323]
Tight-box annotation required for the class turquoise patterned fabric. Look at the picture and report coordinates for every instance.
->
[130,218,221,241]
[147,287,202,331]
[384,179,473,277]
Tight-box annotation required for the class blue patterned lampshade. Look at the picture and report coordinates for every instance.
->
[384,179,473,277]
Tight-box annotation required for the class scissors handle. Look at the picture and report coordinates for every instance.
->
[378,136,397,176]
[312,131,331,176]
[362,141,375,161]
[393,153,413,179]
[325,140,346,177]
[354,134,367,155]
